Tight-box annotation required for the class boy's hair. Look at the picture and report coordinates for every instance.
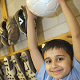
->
[42,39,74,60]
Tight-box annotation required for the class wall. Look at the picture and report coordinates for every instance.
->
[0,0,80,57]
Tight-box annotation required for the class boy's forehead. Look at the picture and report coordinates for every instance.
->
[43,48,69,58]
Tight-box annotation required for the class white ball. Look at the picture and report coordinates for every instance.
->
[26,0,60,17]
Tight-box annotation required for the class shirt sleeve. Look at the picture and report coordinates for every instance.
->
[35,62,54,80]
[73,57,80,73]
[35,62,46,80]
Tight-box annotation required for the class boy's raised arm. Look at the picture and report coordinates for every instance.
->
[59,0,80,63]
[26,6,44,73]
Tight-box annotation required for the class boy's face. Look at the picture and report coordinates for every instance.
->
[44,48,72,79]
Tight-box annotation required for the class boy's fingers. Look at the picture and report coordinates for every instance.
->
[25,4,37,19]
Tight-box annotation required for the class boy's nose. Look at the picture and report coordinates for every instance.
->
[51,61,58,69]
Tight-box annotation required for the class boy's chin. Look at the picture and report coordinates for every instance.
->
[51,75,66,79]
[53,76,63,79]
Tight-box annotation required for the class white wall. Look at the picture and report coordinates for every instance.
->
[36,0,80,43]
[0,0,80,57]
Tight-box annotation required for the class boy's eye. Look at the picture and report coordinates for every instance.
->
[57,58,63,61]
[46,60,52,63]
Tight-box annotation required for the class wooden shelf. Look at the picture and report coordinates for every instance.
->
[0,31,72,65]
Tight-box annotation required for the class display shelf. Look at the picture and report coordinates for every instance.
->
[0,31,72,65]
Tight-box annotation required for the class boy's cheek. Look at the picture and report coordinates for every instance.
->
[60,62,72,75]
[45,64,50,71]
[45,64,51,74]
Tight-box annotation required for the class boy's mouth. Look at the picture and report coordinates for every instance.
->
[51,69,63,74]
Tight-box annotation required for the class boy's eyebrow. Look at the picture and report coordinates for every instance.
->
[55,55,65,57]
[44,57,50,61]
[44,55,65,61]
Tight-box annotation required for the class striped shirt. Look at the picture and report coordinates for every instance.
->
[35,57,80,80]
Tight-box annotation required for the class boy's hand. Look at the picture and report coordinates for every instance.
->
[58,0,66,5]
[26,5,37,20]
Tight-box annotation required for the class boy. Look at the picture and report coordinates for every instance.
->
[26,0,80,80]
